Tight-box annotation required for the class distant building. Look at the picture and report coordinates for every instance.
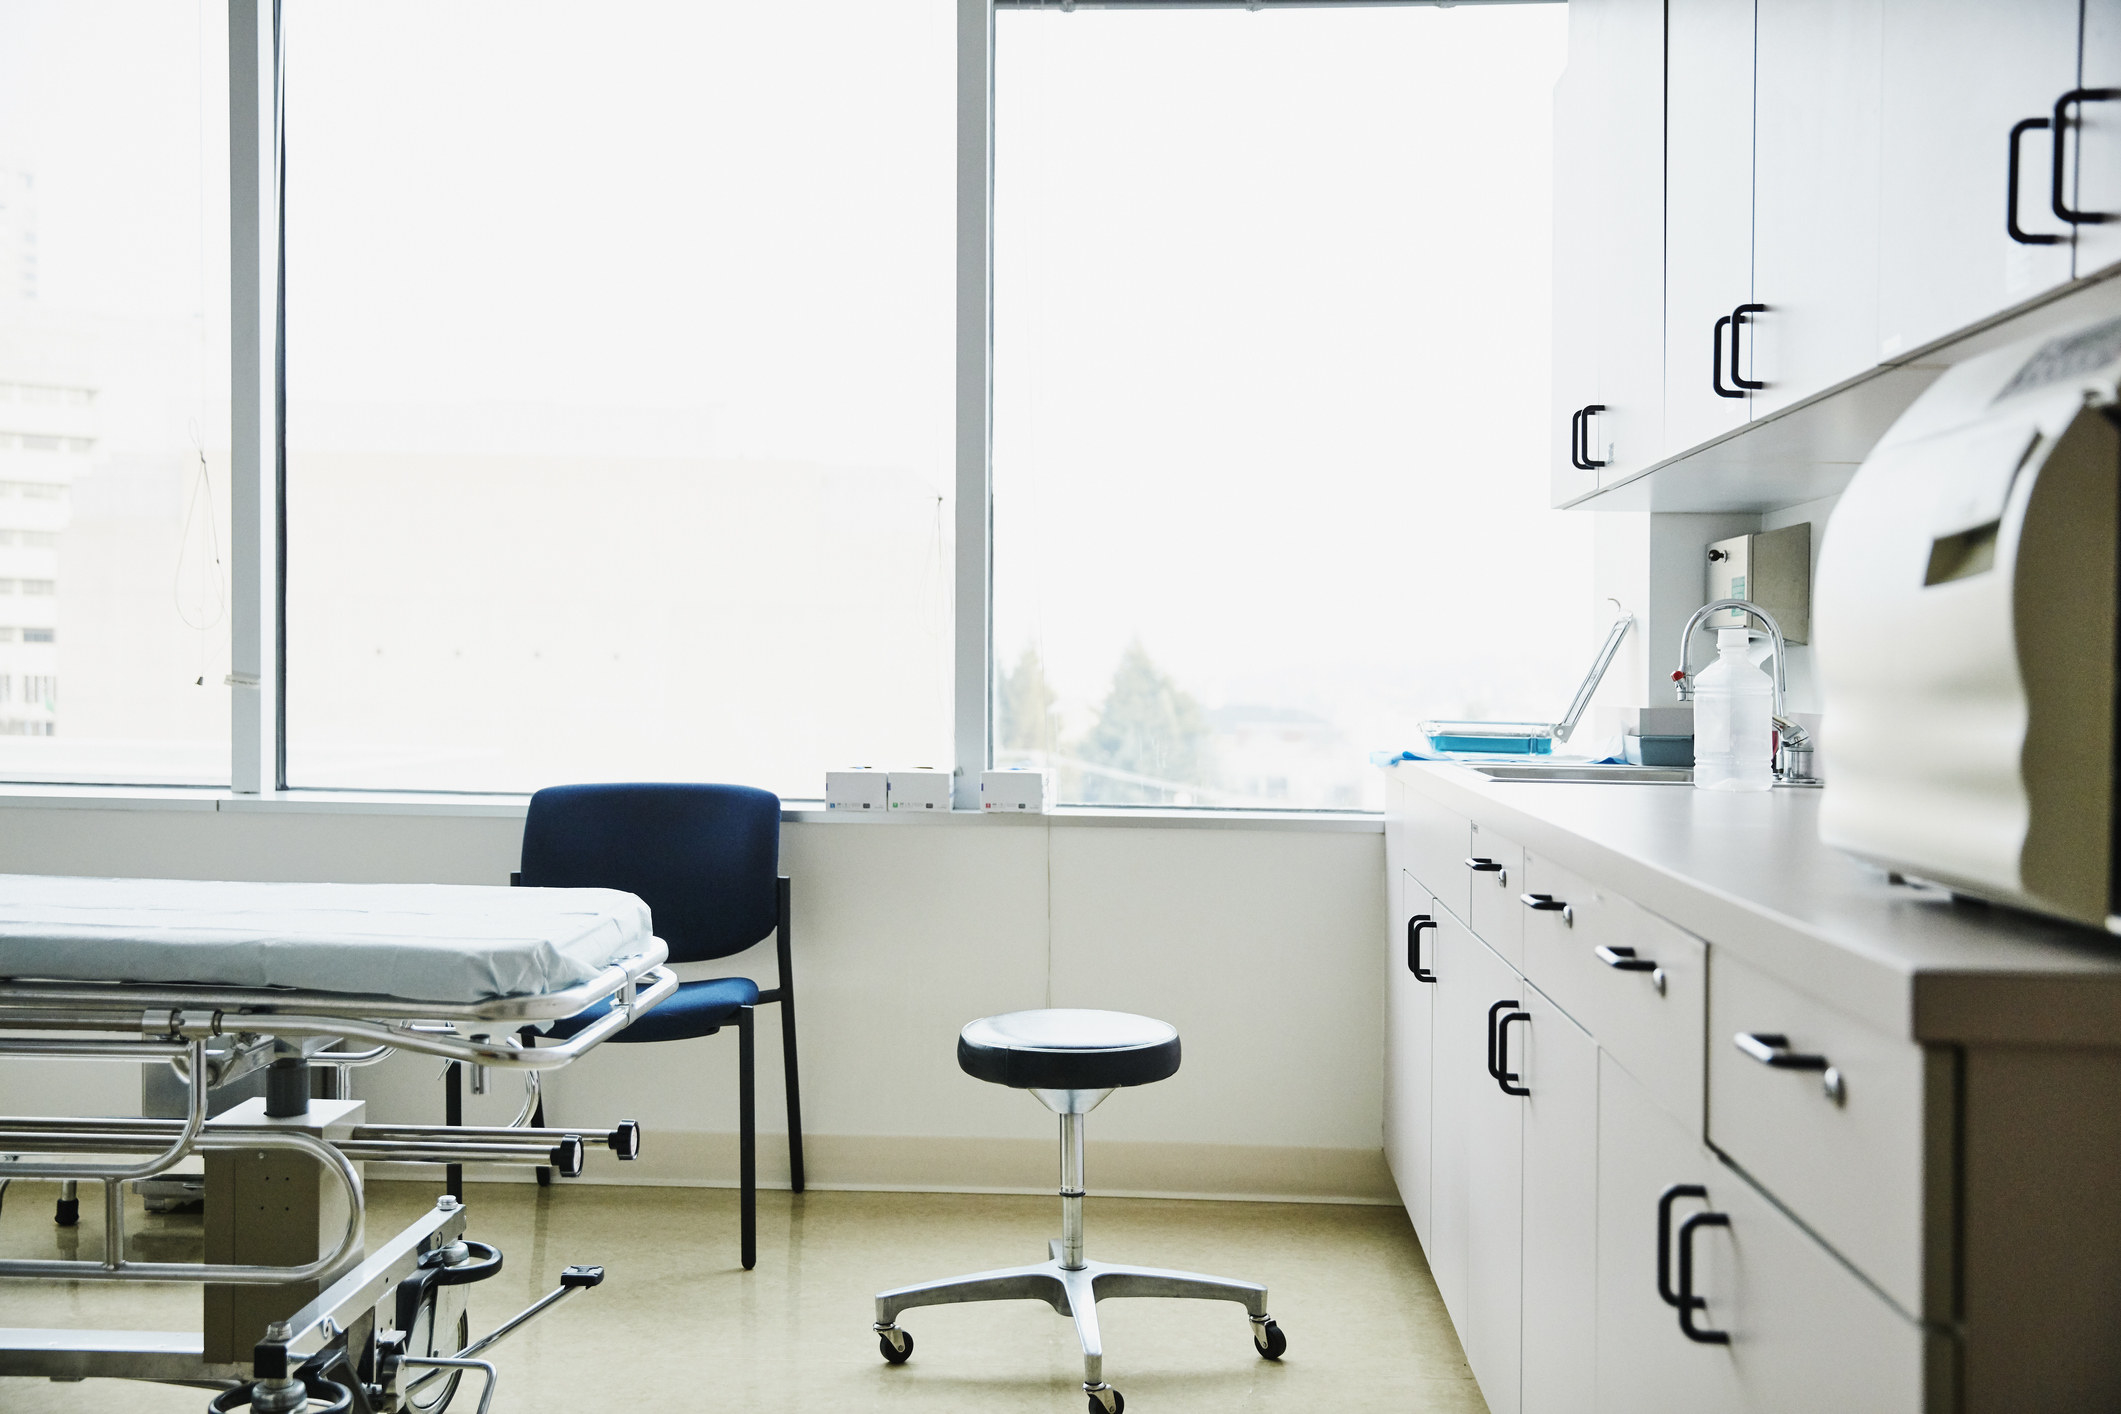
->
[0,379,83,736]
[0,171,84,735]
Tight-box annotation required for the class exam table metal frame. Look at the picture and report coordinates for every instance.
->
[0,941,676,1411]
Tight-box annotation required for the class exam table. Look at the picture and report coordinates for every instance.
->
[0,874,676,1413]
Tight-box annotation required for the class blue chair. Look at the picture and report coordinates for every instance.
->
[516,782,803,1270]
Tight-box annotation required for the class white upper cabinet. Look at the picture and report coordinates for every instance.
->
[2075,1,2121,277]
[1551,17,1603,507]
[1662,0,1756,458]
[1878,0,2079,356]
[1749,0,1885,417]
[1589,0,1665,489]
[1551,0,1665,505]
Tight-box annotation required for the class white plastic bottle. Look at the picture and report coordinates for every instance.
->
[1692,628,1775,792]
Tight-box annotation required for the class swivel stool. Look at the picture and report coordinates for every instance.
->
[873,1008,1286,1413]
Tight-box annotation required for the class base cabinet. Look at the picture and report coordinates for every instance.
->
[1520,987,1598,1414]
[1385,871,1437,1243]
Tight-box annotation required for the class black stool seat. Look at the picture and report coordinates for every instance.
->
[957,1009,1181,1091]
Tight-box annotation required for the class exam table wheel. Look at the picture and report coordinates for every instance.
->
[877,1326,913,1364]
[54,1197,78,1227]
[1086,1385,1124,1414]
[1253,1318,1287,1361]
[207,1376,354,1412]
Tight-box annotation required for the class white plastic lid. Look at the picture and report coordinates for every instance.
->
[1717,628,1750,651]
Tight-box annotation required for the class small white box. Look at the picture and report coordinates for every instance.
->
[981,768,1051,813]
[825,768,888,812]
[887,769,953,812]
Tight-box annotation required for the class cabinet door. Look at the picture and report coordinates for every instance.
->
[1597,1055,1745,1414]
[1663,0,1756,455]
[2077,0,2121,277]
[1385,873,1438,1244]
[1427,907,1478,1337]
[1463,928,1528,1414]
[1750,0,1884,416]
[1587,0,1665,488]
[1521,985,1598,1414]
[1551,4,1603,508]
[1878,0,2079,354]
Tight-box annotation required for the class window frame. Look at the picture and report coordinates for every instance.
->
[215,0,1500,806]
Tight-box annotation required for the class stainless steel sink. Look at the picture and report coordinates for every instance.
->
[1468,763,1693,784]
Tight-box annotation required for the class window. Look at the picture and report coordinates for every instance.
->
[992,3,1584,810]
[0,1,232,783]
[281,0,955,795]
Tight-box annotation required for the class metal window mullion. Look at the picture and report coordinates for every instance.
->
[953,0,996,810]
[228,0,281,794]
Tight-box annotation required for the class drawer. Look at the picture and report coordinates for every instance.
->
[1596,1056,1932,1414]
[1464,821,1526,967]
[1522,852,1705,1136]
[1712,1158,1930,1414]
[1404,787,1472,924]
[1708,950,1946,1320]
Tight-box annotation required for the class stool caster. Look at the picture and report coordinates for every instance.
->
[875,1323,913,1365]
[1251,1315,1287,1361]
[1085,1382,1123,1414]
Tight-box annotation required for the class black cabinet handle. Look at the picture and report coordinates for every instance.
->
[1465,856,1507,888]
[1735,1031,1829,1070]
[1730,304,1767,391]
[1677,1211,1733,1345]
[1485,999,1510,1082]
[1569,407,1587,470]
[1596,944,1658,972]
[2053,89,2121,226]
[1712,314,1741,398]
[1520,891,1573,926]
[1496,1009,1530,1096]
[2009,116,2065,245]
[1489,1000,1528,1097]
[1581,404,1608,469]
[1656,1183,1708,1308]
[1406,915,1438,983]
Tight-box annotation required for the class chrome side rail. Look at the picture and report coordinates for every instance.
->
[0,1125,363,1286]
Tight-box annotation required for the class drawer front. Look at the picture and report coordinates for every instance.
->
[1598,1056,1930,1414]
[1708,950,1940,1318]
[1522,852,1706,1136]
[1465,822,1526,967]
[1405,787,1472,923]
[1714,1161,1931,1414]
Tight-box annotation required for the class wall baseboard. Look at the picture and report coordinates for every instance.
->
[373,1132,1397,1205]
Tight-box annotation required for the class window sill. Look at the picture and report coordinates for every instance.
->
[0,784,1381,832]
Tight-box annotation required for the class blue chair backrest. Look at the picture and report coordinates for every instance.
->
[519,783,781,966]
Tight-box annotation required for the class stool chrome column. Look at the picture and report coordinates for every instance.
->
[873,1009,1286,1414]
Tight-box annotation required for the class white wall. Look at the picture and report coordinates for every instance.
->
[0,801,1389,1201]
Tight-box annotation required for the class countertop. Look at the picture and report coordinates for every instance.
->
[1387,761,2121,1047]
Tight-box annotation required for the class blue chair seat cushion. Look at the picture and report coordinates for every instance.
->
[546,976,759,1044]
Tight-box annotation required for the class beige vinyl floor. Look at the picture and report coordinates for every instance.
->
[0,1179,1484,1413]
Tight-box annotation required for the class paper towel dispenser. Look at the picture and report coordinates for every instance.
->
[1815,313,2121,931]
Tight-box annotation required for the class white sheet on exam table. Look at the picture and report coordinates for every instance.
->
[0,875,653,1005]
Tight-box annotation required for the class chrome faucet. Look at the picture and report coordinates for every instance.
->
[1673,598,1817,782]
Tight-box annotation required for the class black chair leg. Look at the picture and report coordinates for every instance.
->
[775,880,805,1195]
[738,1004,757,1271]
